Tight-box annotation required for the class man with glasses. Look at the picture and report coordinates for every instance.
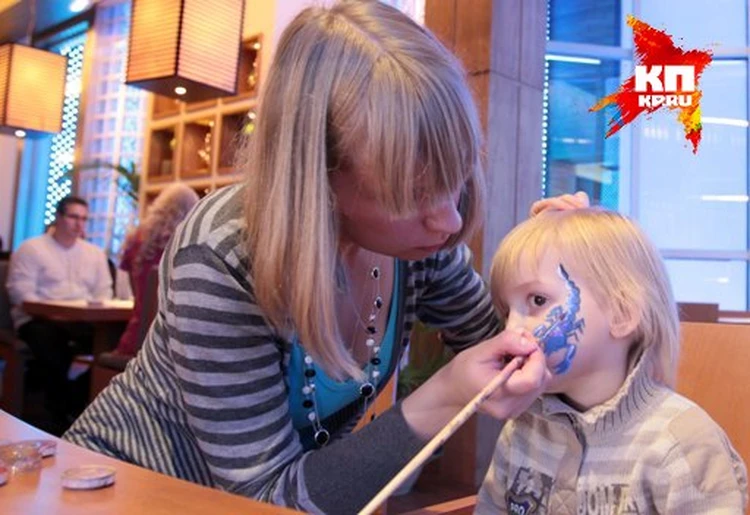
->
[6,196,112,433]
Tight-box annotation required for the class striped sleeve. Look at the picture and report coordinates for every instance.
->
[416,244,501,351]
[651,408,748,514]
[165,242,308,504]
[165,242,426,513]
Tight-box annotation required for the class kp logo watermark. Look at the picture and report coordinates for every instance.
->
[634,65,695,108]
[590,16,712,153]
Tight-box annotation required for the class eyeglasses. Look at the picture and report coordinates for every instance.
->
[63,214,89,223]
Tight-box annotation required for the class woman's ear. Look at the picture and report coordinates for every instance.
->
[609,301,640,340]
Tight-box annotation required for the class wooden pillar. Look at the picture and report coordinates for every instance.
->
[423,0,547,490]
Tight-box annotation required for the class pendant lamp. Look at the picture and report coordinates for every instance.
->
[0,43,67,135]
[126,0,245,103]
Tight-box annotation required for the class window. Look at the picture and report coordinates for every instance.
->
[78,0,147,258]
[544,0,750,309]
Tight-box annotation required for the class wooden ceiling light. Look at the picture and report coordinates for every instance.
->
[126,0,245,103]
[0,43,67,135]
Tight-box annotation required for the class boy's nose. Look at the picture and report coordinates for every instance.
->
[506,312,540,336]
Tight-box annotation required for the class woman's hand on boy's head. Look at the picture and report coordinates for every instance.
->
[529,191,590,217]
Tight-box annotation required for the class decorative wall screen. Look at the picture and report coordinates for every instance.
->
[43,35,86,227]
[79,0,147,258]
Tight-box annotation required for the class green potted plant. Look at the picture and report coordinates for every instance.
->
[67,160,140,206]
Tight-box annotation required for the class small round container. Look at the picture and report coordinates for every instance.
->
[0,440,57,458]
[0,443,42,473]
[0,462,9,486]
[61,466,116,490]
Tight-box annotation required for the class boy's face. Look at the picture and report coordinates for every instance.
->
[499,249,630,410]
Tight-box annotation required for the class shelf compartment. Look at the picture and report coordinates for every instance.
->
[146,126,177,181]
[181,117,215,178]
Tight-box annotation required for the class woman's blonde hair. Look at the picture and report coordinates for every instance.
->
[126,184,199,272]
[239,0,485,379]
[490,209,681,386]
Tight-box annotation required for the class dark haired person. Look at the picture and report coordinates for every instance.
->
[6,195,112,433]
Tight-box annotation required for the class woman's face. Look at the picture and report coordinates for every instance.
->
[330,169,463,260]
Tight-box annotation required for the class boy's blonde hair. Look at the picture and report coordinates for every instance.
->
[239,1,485,379]
[490,209,680,386]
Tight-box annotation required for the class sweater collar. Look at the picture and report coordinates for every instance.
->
[531,349,665,435]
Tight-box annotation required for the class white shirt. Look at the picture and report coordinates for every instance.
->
[6,233,113,329]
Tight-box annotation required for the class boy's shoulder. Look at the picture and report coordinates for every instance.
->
[652,390,732,443]
[650,391,748,508]
[656,391,744,465]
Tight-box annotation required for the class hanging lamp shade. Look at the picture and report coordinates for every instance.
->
[126,0,245,103]
[0,43,67,135]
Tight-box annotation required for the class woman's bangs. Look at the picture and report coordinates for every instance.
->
[363,58,480,218]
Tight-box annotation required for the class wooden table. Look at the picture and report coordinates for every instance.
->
[22,299,134,323]
[22,299,135,355]
[0,410,300,514]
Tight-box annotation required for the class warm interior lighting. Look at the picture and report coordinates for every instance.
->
[14,129,26,138]
[174,86,187,95]
[126,0,245,102]
[69,0,90,12]
[0,43,67,135]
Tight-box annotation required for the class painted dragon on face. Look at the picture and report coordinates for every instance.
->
[532,264,585,375]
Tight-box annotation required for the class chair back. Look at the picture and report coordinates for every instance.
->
[677,302,719,322]
[0,259,14,331]
[677,322,750,482]
[136,267,159,348]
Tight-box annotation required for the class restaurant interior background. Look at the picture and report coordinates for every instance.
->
[0,0,748,511]
[1,0,746,310]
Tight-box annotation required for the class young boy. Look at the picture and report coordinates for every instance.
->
[476,209,747,514]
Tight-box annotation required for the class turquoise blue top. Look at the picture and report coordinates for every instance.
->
[286,263,400,442]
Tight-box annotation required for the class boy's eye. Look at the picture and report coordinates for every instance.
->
[530,294,547,307]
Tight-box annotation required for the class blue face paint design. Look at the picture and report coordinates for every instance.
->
[532,264,586,375]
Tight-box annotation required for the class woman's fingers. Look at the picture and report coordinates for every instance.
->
[505,347,549,394]
[481,348,549,419]
[529,191,591,217]
[573,191,590,206]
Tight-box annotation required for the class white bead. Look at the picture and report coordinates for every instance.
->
[372,370,381,378]
[304,355,313,365]
[368,314,376,322]
[307,412,317,421]
[366,338,375,347]
[373,346,380,354]
[302,386,311,395]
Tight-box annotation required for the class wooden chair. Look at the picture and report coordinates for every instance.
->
[0,258,32,416]
[717,310,750,325]
[90,268,159,400]
[399,495,477,514]
[677,322,750,486]
[677,302,719,323]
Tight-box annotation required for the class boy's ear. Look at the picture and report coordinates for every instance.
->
[609,301,640,340]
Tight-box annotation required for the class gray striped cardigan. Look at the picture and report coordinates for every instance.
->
[64,184,501,514]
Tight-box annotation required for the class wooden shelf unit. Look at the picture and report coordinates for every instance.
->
[139,34,262,216]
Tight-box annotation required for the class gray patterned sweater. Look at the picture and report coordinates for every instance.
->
[64,184,501,514]
[476,354,748,514]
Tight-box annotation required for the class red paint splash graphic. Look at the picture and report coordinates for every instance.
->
[590,15,712,153]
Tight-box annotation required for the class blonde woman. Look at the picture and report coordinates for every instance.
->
[64,2,578,512]
[477,209,747,514]
[115,184,199,356]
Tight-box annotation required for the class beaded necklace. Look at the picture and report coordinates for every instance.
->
[300,264,383,447]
